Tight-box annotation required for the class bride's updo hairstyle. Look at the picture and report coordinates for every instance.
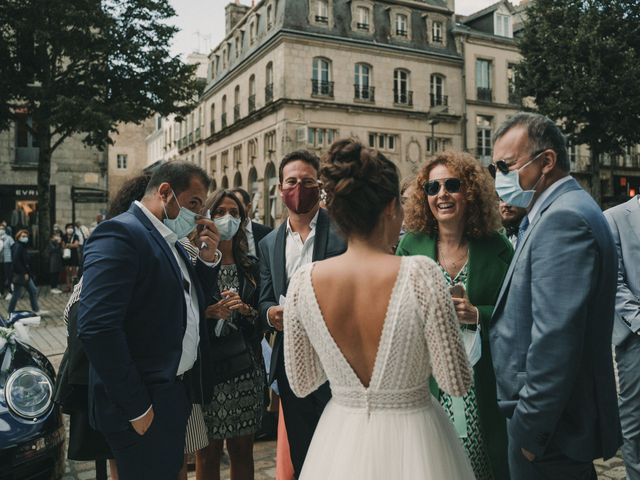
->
[321,139,400,237]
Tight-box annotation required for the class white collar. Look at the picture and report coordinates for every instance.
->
[135,200,178,243]
[286,209,320,236]
[528,176,573,223]
[245,220,254,233]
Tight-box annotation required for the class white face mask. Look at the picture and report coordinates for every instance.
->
[461,325,482,367]
[162,189,198,239]
[495,152,545,209]
[214,214,242,241]
[66,228,74,235]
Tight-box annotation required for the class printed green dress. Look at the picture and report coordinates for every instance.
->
[437,262,495,480]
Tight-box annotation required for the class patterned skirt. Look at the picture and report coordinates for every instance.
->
[439,386,494,480]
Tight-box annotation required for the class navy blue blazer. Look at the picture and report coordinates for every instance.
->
[491,178,621,462]
[77,204,218,433]
[258,208,346,385]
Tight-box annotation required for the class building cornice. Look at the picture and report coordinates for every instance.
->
[453,26,519,50]
[467,99,521,110]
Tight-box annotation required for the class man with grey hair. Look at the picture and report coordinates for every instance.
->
[489,112,621,479]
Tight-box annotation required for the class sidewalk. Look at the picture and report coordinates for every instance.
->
[0,288,625,480]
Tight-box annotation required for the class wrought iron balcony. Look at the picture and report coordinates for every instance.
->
[234,105,240,122]
[393,89,413,106]
[354,85,375,101]
[430,94,448,107]
[356,23,369,30]
[248,95,256,113]
[312,80,334,97]
[477,87,493,102]
[221,113,227,129]
[315,15,329,24]
[265,83,273,103]
[396,29,408,37]
[433,35,443,44]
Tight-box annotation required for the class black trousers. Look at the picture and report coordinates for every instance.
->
[508,426,597,480]
[103,381,191,480]
[276,352,330,478]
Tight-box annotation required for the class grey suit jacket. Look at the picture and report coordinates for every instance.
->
[490,177,621,462]
[258,208,347,384]
[604,196,640,345]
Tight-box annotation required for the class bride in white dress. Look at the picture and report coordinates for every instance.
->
[283,139,475,479]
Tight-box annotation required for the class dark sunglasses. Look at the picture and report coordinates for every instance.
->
[424,178,462,196]
[488,149,547,178]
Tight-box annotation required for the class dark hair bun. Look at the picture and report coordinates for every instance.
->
[321,139,399,237]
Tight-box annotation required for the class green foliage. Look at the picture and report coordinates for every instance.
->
[0,0,199,147]
[516,0,640,155]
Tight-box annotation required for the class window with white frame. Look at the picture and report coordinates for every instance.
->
[307,127,338,148]
[393,69,411,105]
[357,6,370,30]
[426,137,451,154]
[476,59,493,101]
[432,21,443,43]
[116,154,128,169]
[430,74,446,107]
[396,14,408,36]
[249,21,256,44]
[316,0,329,23]
[265,130,276,154]
[354,63,372,100]
[495,13,512,37]
[312,57,333,96]
[476,115,493,164]
[368,133,398,151]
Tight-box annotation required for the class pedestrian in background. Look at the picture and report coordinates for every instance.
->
[48,232,64,294]
[490,112,621,479]
[605,195,640,480]
[498,200,527,248]
[62,223,80,292]
[397,150,511,480]
[0,223,14,300]
[7,229,48,315]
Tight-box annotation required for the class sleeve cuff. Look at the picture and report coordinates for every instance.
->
[198,249,222,268]
[129,404,152,422]
[266,306,275,328]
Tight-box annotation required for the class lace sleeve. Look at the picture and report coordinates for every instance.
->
[283,267,327,398]
[412,256,472,397]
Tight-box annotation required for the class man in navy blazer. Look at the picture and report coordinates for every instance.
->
[490,113,621,479]
[605,196,640,480]
[78,162,222,479]
[258,151,346,477]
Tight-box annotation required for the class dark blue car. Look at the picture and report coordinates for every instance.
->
[0,311,65,480]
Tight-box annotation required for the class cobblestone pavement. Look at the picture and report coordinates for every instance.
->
[1,287,626,479]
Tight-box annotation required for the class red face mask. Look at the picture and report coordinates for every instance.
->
[281,182,320,214]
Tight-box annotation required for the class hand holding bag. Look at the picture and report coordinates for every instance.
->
[209,327,254,385]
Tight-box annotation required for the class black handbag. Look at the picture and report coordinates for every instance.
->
[209,328,254,385]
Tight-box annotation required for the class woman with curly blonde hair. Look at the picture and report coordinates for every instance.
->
[397,150,512,480]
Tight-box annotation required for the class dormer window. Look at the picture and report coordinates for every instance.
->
[267,4,273,29]
[234,36,240,58]
[249,21,255,44]
[495,13,512,37]
[316,0,329,24]
[432,21,443,43]
[357,6,370,30]
[396,14,408,37]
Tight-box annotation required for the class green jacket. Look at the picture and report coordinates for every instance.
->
[397,230,513,480]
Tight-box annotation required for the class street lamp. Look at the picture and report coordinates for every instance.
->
[426,105,448,155]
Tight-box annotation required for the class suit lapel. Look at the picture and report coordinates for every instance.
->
[493,178,581,314]
[625,196,640,244]
[131,204,183,282]
[273,222,287,296]
[313,209,330,262]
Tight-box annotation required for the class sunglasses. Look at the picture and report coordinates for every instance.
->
[424,178,462,196]
[488,149,547,178]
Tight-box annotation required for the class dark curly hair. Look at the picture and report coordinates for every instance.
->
[204,190,256,287]
[107,174,151,219]
[320,139,400,237]
[404,151,501,239]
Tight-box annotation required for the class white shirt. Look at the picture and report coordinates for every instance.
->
[266,210,320,326]
[135,201,201,377]
[245,220,256,257]
[527,176,573,224]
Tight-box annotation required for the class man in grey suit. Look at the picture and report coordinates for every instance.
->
[259,150,346,477]
[490,112,621,479]
[605,195,640,480]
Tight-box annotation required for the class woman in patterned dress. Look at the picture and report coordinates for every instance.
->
[397,151,513,480]
[196,190,265,480]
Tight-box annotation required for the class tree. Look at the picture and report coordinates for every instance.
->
[0,0,200,271]
[515,0,640,203]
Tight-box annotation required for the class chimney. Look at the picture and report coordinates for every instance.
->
[226,1,251,36]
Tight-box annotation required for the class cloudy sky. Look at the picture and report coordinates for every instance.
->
[169,0,514,57]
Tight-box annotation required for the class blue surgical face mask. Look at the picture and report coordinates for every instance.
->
[214,214,242,241]
[19,237,29,244]
[162,189,198,239]
[495,153,545,209]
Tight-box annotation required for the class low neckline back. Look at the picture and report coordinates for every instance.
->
[307,257,407,390]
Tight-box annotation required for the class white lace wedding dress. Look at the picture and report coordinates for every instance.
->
[284,255,475,479]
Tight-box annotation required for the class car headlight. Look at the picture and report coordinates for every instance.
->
[5,367,53,420]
